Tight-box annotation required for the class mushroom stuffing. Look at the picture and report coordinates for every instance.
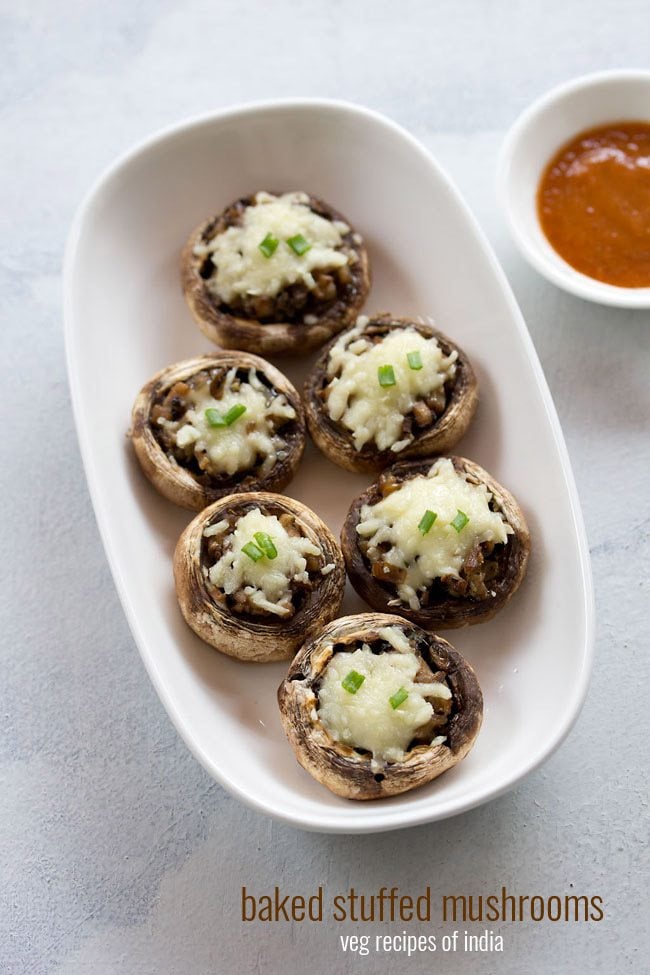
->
[181,191,370,356]
[173,493,346,662]
[278,613,483,799]
[342,456,530,628]
[130,353,306,510]
[303,314,478,472]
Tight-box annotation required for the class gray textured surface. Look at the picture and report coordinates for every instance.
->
[2,2,649,973]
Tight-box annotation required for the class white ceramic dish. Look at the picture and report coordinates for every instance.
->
[499,69,650,308]
[64,100,594,833]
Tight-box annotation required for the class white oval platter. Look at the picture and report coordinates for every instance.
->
[64,100,594,833]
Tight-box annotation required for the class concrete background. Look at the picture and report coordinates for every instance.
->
[2,1,649,972]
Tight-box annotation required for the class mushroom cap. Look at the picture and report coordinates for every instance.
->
[181,193,371,357]
[303,314,478,473]
[341,456,530,628]
[130,353,306,511]
[174,492,346,662]
[278,612,483,799]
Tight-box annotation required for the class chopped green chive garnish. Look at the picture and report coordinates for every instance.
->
[253,531,278,560]
[451,509,469,533]
[243,533,277,562]
[407,350,423,370]
[223,403,247,425]
[287,234,311,256]
[242,541,263,562]
[206,403,247,427]
[205,407,227,427]
[342,670,365,694]
[259,232,279,258]
[418,509,437,535]
[389,687,408,710]
[378,364,396,387]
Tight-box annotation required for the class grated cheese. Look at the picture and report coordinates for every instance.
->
[324,323,457,452]
[158,368,295,477]
[206,508,323,617]
[194,191,350,303]
[317,642,450,763]
[357,458,513,609]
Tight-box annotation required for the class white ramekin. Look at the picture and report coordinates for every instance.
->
[498,70,650,308]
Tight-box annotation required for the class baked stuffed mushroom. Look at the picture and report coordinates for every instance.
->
[278,613,483,799]
[130,353,305,510]
[174,493,345,662]
[303,314,478,473]
[181,191,370,356]
[342,456,530,628]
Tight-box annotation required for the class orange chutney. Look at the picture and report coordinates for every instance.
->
[537,121,650,287]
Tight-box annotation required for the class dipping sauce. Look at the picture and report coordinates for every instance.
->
[538,121,650,287]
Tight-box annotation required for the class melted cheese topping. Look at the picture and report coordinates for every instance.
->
[325,323,457,452]
[195,191,350,303]
[317,638,451,763]
[206,508,323,617]
[357,458,512,609]
[158,368,295,477]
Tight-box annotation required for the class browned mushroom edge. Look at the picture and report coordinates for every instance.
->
[278,612,483,799]
[303,314,478,473]
[341,457,530,629]
[181,193,371,357]
[173,492,346,662]
[129,353,306,511]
